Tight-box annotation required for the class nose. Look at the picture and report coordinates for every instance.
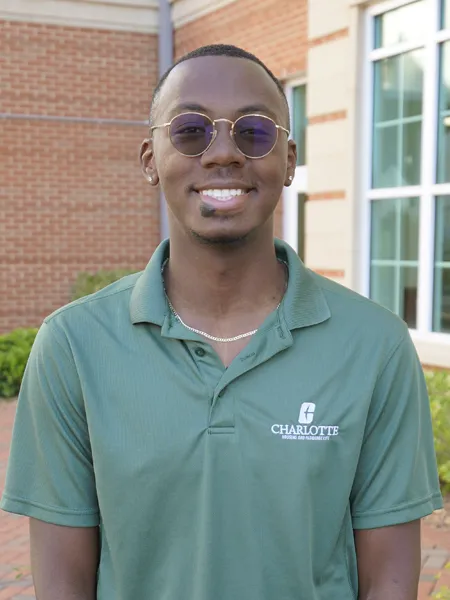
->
[200,120,246,167]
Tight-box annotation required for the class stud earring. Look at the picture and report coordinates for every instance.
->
[288,176,293,181]
[149,176,153,183]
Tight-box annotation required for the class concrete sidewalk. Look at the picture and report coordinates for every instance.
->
[0,400,449,599]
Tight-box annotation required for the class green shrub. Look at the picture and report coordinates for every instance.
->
[0,328,38,398]
[71,269,137,301]
[425,370,450,494]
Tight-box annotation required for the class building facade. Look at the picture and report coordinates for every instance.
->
[1,0,449,367]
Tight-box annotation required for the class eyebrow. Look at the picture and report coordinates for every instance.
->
[170,103,279,121]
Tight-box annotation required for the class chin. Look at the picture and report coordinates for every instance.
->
[190,228,251,247]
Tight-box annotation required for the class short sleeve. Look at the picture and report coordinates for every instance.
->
[350,330,443,530]
[0,320,99,526]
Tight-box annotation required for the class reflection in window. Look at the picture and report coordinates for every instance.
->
[292,85,307,167]
[437,42,450,183]
[375,1,426,49]
[372,50,424,188]
[370,198,420,328]
[433,197,450,333]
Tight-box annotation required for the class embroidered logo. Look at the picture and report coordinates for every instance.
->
[298,402,315,424]
[271,403,339,442]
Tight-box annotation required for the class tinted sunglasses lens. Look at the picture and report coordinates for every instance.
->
[169,113,214,156]
[234,116,278,158]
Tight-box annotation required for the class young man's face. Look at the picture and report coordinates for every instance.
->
[141,55,297,245]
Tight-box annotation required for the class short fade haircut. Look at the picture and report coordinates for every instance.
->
[149,44,290,128]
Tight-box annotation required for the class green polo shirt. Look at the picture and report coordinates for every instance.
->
[1,239,442,600]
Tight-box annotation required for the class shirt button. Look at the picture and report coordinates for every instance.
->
[195,347,206,357]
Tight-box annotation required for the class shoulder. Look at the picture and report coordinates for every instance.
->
[312,271,408,339]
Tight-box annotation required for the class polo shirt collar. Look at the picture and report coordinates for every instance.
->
[130,239,170,326]
[275,239,331,330]
[130,238,331,330]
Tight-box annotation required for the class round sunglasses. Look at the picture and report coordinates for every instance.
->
[150,112,290,159]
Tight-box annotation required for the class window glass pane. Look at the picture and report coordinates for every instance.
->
[434,268,450,332]
[370,198,419,328]
[292,85,307,166]
[437,42,450,183]
[372,50,424,188]
[371,266,397,313]
[400,197,420,260]
[371,201,397,259]
[373,125,399,188]
[399,266,418,329]
[371,198,419,260]
[402,120,422,185]
[436,197,450,263]
[403,51,424,117]
[375,1,426,49]
[443,0,449,29]
[433,196,450,333]
[374,57,400,122]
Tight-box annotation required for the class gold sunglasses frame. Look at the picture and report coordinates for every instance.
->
[150,112,290,159]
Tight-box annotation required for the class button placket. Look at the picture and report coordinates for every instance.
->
[209,387,235,433]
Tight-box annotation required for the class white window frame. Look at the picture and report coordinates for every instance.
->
[361,0,450,343]
[283,79,308,254]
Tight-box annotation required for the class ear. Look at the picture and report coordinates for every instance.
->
[284,139,297,187]
[139,138,159,185]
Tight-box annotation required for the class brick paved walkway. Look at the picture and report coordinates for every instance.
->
[0,402,34,599]
[0,400,449,599]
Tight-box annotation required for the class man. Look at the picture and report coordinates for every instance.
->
[1,44,443,600]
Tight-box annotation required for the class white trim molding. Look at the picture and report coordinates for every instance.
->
[368,0,420,16]
[170,0,238,28]
[349,0,415,11]
[410,330,450,369]
[0,0,159,33]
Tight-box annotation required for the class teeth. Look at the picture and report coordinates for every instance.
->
[200,189,247,201]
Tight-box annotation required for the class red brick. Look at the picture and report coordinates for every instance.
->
[175,0,307,78]
[418,580,436,598]
[0,22,159,332]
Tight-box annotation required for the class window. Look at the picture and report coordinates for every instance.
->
[366,0,450,336]
[437,41,450,182]
[374,1,426,47]
[434,196,450,332]
[292,85,307,166]
[370,197,419,327]
[372,50,424,187]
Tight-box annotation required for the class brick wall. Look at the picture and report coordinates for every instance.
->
[0,21,159,332]
[175,0,308,238]
[1,2,308,332]
[175,0,307,77]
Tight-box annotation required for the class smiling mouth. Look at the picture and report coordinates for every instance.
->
[199,187,253,200]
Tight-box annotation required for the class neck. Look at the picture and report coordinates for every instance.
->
[164,230,284,320]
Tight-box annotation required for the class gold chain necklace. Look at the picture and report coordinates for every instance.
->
[161,258,288,344]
